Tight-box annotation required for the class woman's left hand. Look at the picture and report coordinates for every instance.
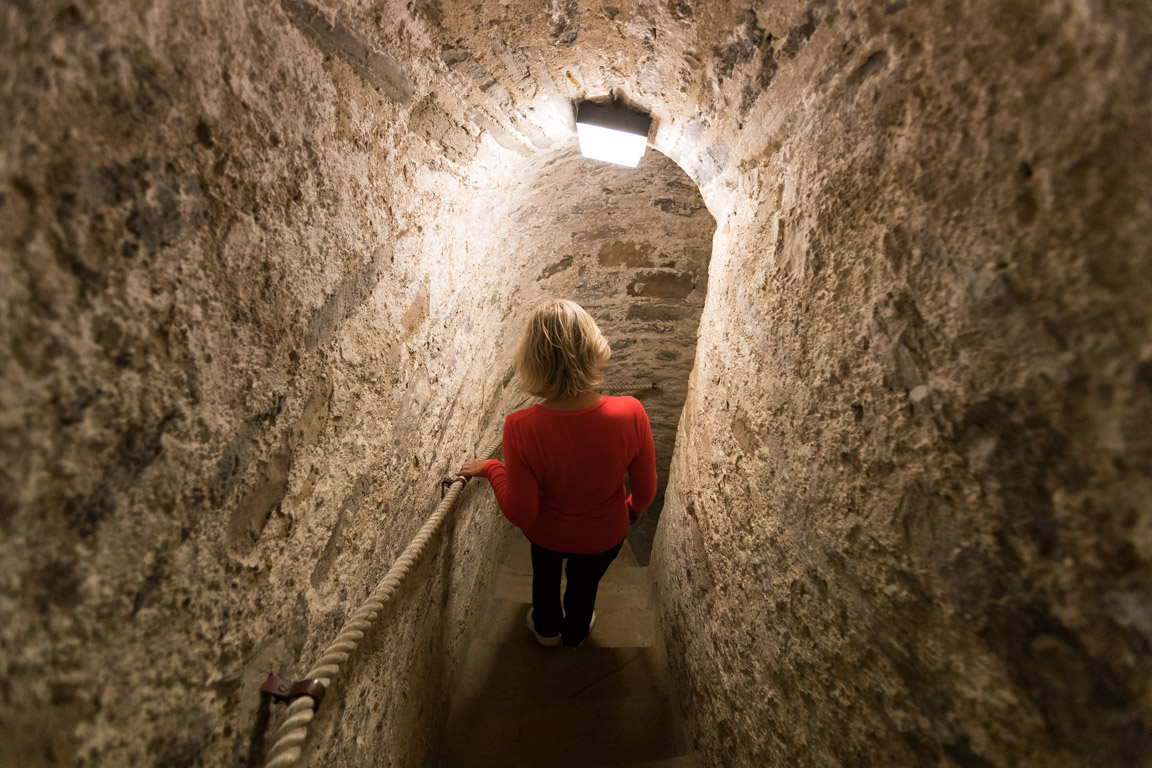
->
[458,459,488,478]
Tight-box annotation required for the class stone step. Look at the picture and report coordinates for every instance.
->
[451,640,671,706]
[494,566,652,610]
[502,532,643,572]
[438,528,675,768]
[500,535,650,589]
[440,691,678,768]
[478,597,656,648]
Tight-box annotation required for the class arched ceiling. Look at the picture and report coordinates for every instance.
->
[281,0,830,211]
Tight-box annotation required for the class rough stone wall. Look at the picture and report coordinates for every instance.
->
[652,2,1152,767]
[0,0,718,763]
[0,2,534,766]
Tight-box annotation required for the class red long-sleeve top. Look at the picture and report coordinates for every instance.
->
[482,395,657,554]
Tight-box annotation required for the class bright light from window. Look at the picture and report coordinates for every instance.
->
[576,123,649,168]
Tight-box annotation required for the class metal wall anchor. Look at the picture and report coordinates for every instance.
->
[260,673,326,706]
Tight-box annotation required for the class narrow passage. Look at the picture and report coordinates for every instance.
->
[440,529,695,767]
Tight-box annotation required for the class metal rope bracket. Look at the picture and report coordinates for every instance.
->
[260,673,327,706]
[440,476,465,498]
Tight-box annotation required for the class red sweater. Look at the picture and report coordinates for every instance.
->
[482,395,657,554]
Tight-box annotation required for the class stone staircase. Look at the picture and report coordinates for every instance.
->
[439,531,696,768]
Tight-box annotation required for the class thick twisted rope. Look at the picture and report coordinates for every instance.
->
[262,433,503,768]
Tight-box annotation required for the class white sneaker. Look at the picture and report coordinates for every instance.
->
[527,608,560,647]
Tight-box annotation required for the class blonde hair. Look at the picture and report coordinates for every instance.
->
[516,300,611,400]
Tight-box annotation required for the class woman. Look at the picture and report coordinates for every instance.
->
[459,299,657,647]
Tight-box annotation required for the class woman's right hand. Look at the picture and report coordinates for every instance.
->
[458,460,488,478]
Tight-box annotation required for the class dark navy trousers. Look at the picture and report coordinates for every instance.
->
[528,536,624,646]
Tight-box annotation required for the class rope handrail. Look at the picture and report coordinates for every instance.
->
[259,386,648,766]
[261,432,503,768]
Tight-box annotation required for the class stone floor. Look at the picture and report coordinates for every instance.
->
[439,530,696,768]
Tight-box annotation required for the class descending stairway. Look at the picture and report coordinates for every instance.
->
[439,530,696,768]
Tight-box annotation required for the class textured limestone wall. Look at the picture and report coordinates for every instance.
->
[0,2,535,766]
[5,0,1151,766]
[650,3,1152,767]
[0,1,713,764]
